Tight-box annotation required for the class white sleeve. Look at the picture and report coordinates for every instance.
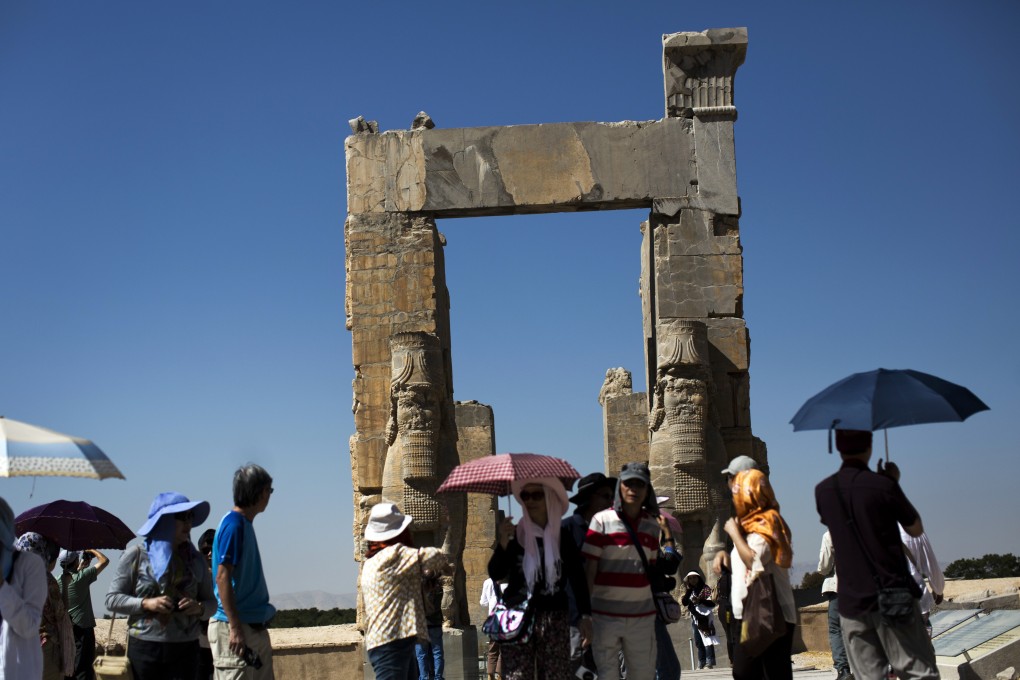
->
[914,533,944,595]
[0,551,47,637]
[818,531,834,574]
[747,533,770,577]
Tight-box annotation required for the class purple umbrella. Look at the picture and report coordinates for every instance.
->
[15,500,135,550]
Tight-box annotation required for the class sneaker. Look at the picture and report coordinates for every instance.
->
[706,664,715,669]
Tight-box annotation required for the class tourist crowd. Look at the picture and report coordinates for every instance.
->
[1,429,943,680]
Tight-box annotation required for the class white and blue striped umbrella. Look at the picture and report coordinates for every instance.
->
[0,416,124,479]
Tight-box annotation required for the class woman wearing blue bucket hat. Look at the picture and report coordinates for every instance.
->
[106,492,216,680]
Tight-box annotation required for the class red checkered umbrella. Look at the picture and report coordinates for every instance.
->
[437,453,580,496]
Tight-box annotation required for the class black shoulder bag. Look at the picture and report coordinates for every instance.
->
[832,471,919,624]
[620,514,682,624]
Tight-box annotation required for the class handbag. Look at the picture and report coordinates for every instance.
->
[620,513,682,624]
[482,594,534,644]
[833,471,921,624]
[93,614,132,680]
[654,591,683,624]
[739,573,788,657]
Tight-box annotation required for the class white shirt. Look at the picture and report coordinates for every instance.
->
[480,578,507,615]
[0,550,48,680]
[899,526,944,616]
[817,531,838,595]
[730,533,797,624]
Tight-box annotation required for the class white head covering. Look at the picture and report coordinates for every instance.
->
[511,477,568,596]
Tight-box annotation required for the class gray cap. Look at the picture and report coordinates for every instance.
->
[721,455,758,476]
[619,462,651,484]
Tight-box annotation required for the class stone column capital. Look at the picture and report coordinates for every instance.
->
[663,28,747,119]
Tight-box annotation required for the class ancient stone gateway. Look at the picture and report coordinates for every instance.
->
[344,27,765,627]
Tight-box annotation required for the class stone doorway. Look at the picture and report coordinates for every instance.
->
[344,27,764,627]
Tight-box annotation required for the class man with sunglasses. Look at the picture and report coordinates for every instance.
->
[582,463,662,680]
[210,464,276,680]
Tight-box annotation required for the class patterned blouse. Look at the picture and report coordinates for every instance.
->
[360,544,448,650]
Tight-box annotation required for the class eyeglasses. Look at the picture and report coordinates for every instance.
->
[621,479,647,489]
[519,491,545,502]
[174,510,195,522]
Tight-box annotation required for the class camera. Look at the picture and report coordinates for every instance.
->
[243,647,263,670]
[576,666,597,680]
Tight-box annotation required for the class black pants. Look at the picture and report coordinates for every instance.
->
[730,620,795,680]
[127,638,200,680]
[73,625,96,680]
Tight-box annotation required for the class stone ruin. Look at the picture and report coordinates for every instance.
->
[344,27,766,627]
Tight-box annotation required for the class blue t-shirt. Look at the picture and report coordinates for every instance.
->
[211,510,276,624]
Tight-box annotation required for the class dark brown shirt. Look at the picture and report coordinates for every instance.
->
[815,459,919,618]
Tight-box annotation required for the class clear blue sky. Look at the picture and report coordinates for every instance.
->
[2,1,1018,608]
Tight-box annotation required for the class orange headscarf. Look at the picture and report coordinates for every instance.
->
[731,469,793,569]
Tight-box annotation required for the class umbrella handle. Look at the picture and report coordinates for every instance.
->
[884,429,890,462]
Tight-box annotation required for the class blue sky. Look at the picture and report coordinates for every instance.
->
[2,1,1018,608]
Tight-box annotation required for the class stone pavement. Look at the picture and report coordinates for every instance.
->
[686,665,835,680]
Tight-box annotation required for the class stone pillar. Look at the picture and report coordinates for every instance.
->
[645,28,762,580]
[454,401,498,628]
[345,212,466,626]
[599,368,650,475]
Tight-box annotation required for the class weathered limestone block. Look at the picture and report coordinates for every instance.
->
[653,252,744,319]
[599,368,650,475]
[346,119,697,217]
[657,209,741,257]
[455,400,497,627]
[692,118,739,215]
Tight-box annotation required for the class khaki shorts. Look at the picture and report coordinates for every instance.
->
[209,619,274,680]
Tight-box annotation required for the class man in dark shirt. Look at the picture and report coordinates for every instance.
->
[564,472,616,677]
[815,430,938,680]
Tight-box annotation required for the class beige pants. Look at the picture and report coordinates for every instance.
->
[209,619,274,680]
[591,614,657,680]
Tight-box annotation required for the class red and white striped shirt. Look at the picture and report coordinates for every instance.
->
[582,508,659,618]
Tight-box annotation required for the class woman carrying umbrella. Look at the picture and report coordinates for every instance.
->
[723,469,797,680]
[14,532,75,680]
[0,497,48,680]
[488,477,592,680]
[106,492,216,680]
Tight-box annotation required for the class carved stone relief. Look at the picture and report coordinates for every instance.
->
[384,331,445,530]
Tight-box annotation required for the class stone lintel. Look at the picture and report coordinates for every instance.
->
[346,119,697,217]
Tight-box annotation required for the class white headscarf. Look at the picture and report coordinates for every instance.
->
[510,477,568,596]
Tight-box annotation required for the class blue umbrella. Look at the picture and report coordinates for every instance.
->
[790,368,989,433]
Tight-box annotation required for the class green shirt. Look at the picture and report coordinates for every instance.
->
[63,565,98,628]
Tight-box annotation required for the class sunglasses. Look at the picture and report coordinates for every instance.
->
[519,491,545,502]
[174,510,195,522]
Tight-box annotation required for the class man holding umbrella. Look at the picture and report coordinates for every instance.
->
[815,430,938,680]
[59,549,110,680]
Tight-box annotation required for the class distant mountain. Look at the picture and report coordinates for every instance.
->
[271,590,357,611]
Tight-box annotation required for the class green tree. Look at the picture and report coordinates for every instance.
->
[799,571,826,590]
[269,607,357,628]
[944,553,1020,580]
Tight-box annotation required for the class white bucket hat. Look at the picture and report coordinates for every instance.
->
[364,502,414,542]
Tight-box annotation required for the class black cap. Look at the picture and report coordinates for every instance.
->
[569,472,617,506]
